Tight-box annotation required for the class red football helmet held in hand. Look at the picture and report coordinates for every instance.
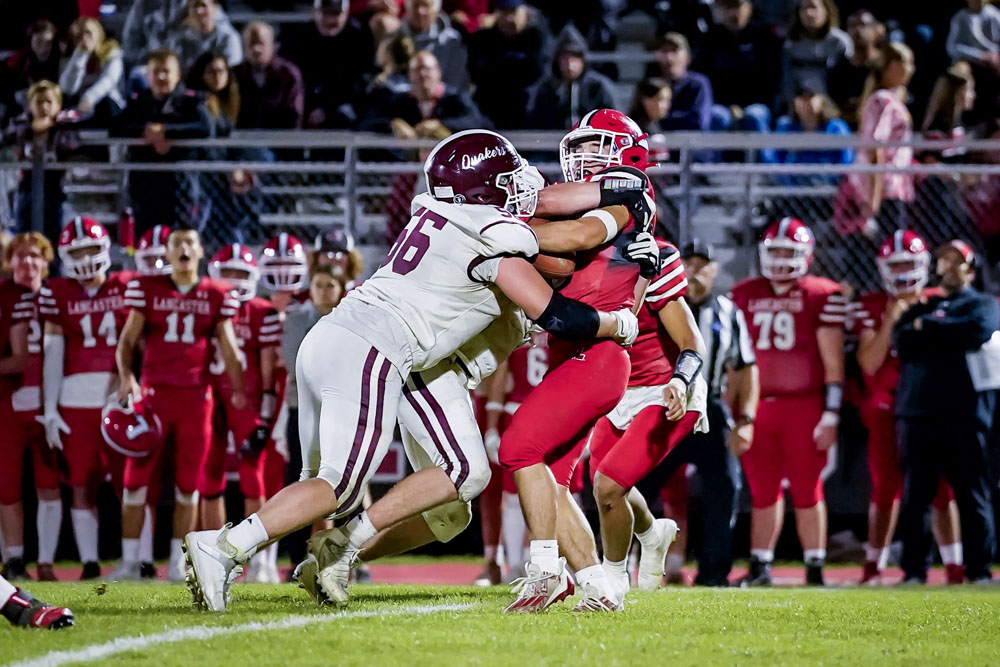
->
[559,109,651,183]
[878,230,930,295]
[101,396,163,458]
[260,232,308,292]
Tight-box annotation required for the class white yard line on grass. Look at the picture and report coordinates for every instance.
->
[9,602,476,667]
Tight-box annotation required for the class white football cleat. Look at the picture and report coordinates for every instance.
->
[636,518,679,592]
[106,561,144,582]
[183,528,239,612]
[168,550,187,582]
[572,581,624,612]
[317,550,356,607]
[504,558,575,613]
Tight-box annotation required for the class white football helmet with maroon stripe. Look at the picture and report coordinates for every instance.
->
[209,243,260,301]
[759,217,814,281]
[260,232,308,292]
[58,216,111,280]
[878,230,930,295]
[135,225,172,276]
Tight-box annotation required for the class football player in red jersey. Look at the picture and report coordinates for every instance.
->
[586,239,707,598]
[0,233,61,581]
[500,109,663,612]
[134,225,172,276]
[37,218,136,580]
[731,218,848,587]
[854,231,963,584]
[201,243,282,582]
[260,232,309,310]
[116,228,247,581]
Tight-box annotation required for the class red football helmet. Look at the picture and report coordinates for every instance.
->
[58,216,111,280]
[135,225,172,276]
[209,243,260,301]
[260,232,308,292]
[878,230,930,295]
[759,217,815,281]
[559,109,651,183]
[424,129,538,218]
[101,396,163,458]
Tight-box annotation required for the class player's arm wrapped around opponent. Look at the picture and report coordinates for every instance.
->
[533,166,656,233]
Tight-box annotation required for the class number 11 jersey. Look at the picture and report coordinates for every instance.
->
[730,275,846,397]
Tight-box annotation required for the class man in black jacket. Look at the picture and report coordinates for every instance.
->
[110,49,213,237]
[894,240,999,584]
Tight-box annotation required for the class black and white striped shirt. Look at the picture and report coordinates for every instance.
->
[689,293,756,398]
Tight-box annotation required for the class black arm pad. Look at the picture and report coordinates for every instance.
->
[671,349,704,388]
[535,292,601,339]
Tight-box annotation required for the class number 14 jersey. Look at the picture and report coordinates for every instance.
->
[730,275,846,397]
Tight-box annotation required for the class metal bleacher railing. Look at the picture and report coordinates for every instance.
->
[3,131,1000,294]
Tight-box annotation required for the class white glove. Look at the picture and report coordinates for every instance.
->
[624,231,661,278]
[35,411,71,451]
[610,308,639,347]
[523,164,546,191]
[484,428,501,465]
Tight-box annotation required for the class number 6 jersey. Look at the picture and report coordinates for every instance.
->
[730,275,847,397]
[124,274,240,387]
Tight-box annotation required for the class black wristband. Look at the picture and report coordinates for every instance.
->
[670,349,704,389]
[535,292,601,339]
[824,382,843,413]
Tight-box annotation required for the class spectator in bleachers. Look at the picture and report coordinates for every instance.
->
[468,0,552,130]
[280,0,375,129]
[532,0,620,56]
[369,31,416,95]
[3,80,79,241]
[396,0,470,90]
[122,0,233,70]
[187,51,239,133]
[768,78,852,173]
[524,24,615,129]
[234,22,304,129]
[697,0,782,115]
[781,0,852,108]
[628,77,672,135]
[946,0,1000,123]
[922,62,977,135]
[0,20,61,123]
[111,49,213,237]
[361,50,485,136]
[828,10,885,130]
[58,17,124,125]
[646,32,713,131]
[167,0,243,75]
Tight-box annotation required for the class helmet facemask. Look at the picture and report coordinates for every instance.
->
[210,262,260,301]
[497,163,539,218]
[559,129,627,182]
[759,239,811,281]
[879,251,929,295]
[261,260,308,292]
[60,237,111,281]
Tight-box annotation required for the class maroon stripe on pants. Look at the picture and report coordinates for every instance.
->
[334,347,380,501]
[412,373,469,491]
[403,380,456,481]
[339,355,393,512]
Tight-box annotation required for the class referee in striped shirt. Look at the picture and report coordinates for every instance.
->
[637,240,759,586]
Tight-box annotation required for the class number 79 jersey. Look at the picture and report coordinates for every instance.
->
[350,192,539,373]
[730,275,847,397]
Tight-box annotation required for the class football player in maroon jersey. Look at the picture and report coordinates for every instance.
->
[730,218,848,586]
[115,228,246,581]
[854,231,962,584]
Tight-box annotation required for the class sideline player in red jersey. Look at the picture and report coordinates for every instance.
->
[854,230,963,584]
[0,234,62,582]
[500,109,661,613]
[134,225,172,276]
[115,228,246,581]
[731,218,848,587]
[200,244,282,583]
[37,219,135,580]
[587,239,707,598]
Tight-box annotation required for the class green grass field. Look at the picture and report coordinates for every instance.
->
[3,582,1000,666]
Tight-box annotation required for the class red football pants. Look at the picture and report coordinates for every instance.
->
[61,406,127,493]
[499,339,630,487]
[123,385,212,497]
[0,404,60,504]
[200,386,265,499]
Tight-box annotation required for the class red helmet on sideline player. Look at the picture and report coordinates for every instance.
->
[101,396,163,458]
[423,129,538,218]
[878,230,930,295]
[58,216,111,280]
[759,217,815,281]
[135,225,172,276]
[208,243,260,301]
[559,109,651,183]
[260,232,308,292]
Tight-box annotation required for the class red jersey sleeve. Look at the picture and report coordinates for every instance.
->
[257,305,282,348]
[216,284,240,325]
[816,284,849,329]
[644,244,687,311]
[37,283,60,322]
[854,293,882,335]
[124,277,148,316]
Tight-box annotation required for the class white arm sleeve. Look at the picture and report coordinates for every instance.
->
[42,333,65,415]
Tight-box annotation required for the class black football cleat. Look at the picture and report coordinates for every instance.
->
[81,562,102,580]
[139,562,157,580]
[2,558,31,581]
[805,559,826,586]
[737,556,772,587]
[2,588,75,630]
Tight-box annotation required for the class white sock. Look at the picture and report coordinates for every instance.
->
[635,523,657,547]
[36,499,63,564]
[865,544,889,570]
[666,553,685,575]
[122,538,140,564]
[170,538,183,566]
[501,493,527,573]
[750,548,773,563]
[804,548,826,564]
[939,542,963,566]
[602,557,627,578]
[529,539,560,573]
[71,508,99,563]
[0,575,16,606]
[265,542,278,569]
[346,513,378,550]
[2,544,24,563]
[139,506,154,563]
[226,513,269,557]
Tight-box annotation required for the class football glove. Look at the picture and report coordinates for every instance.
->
[610,308,639,347]
[624,231,661,279]
[240,425,270,461]
[598,175,656,232]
